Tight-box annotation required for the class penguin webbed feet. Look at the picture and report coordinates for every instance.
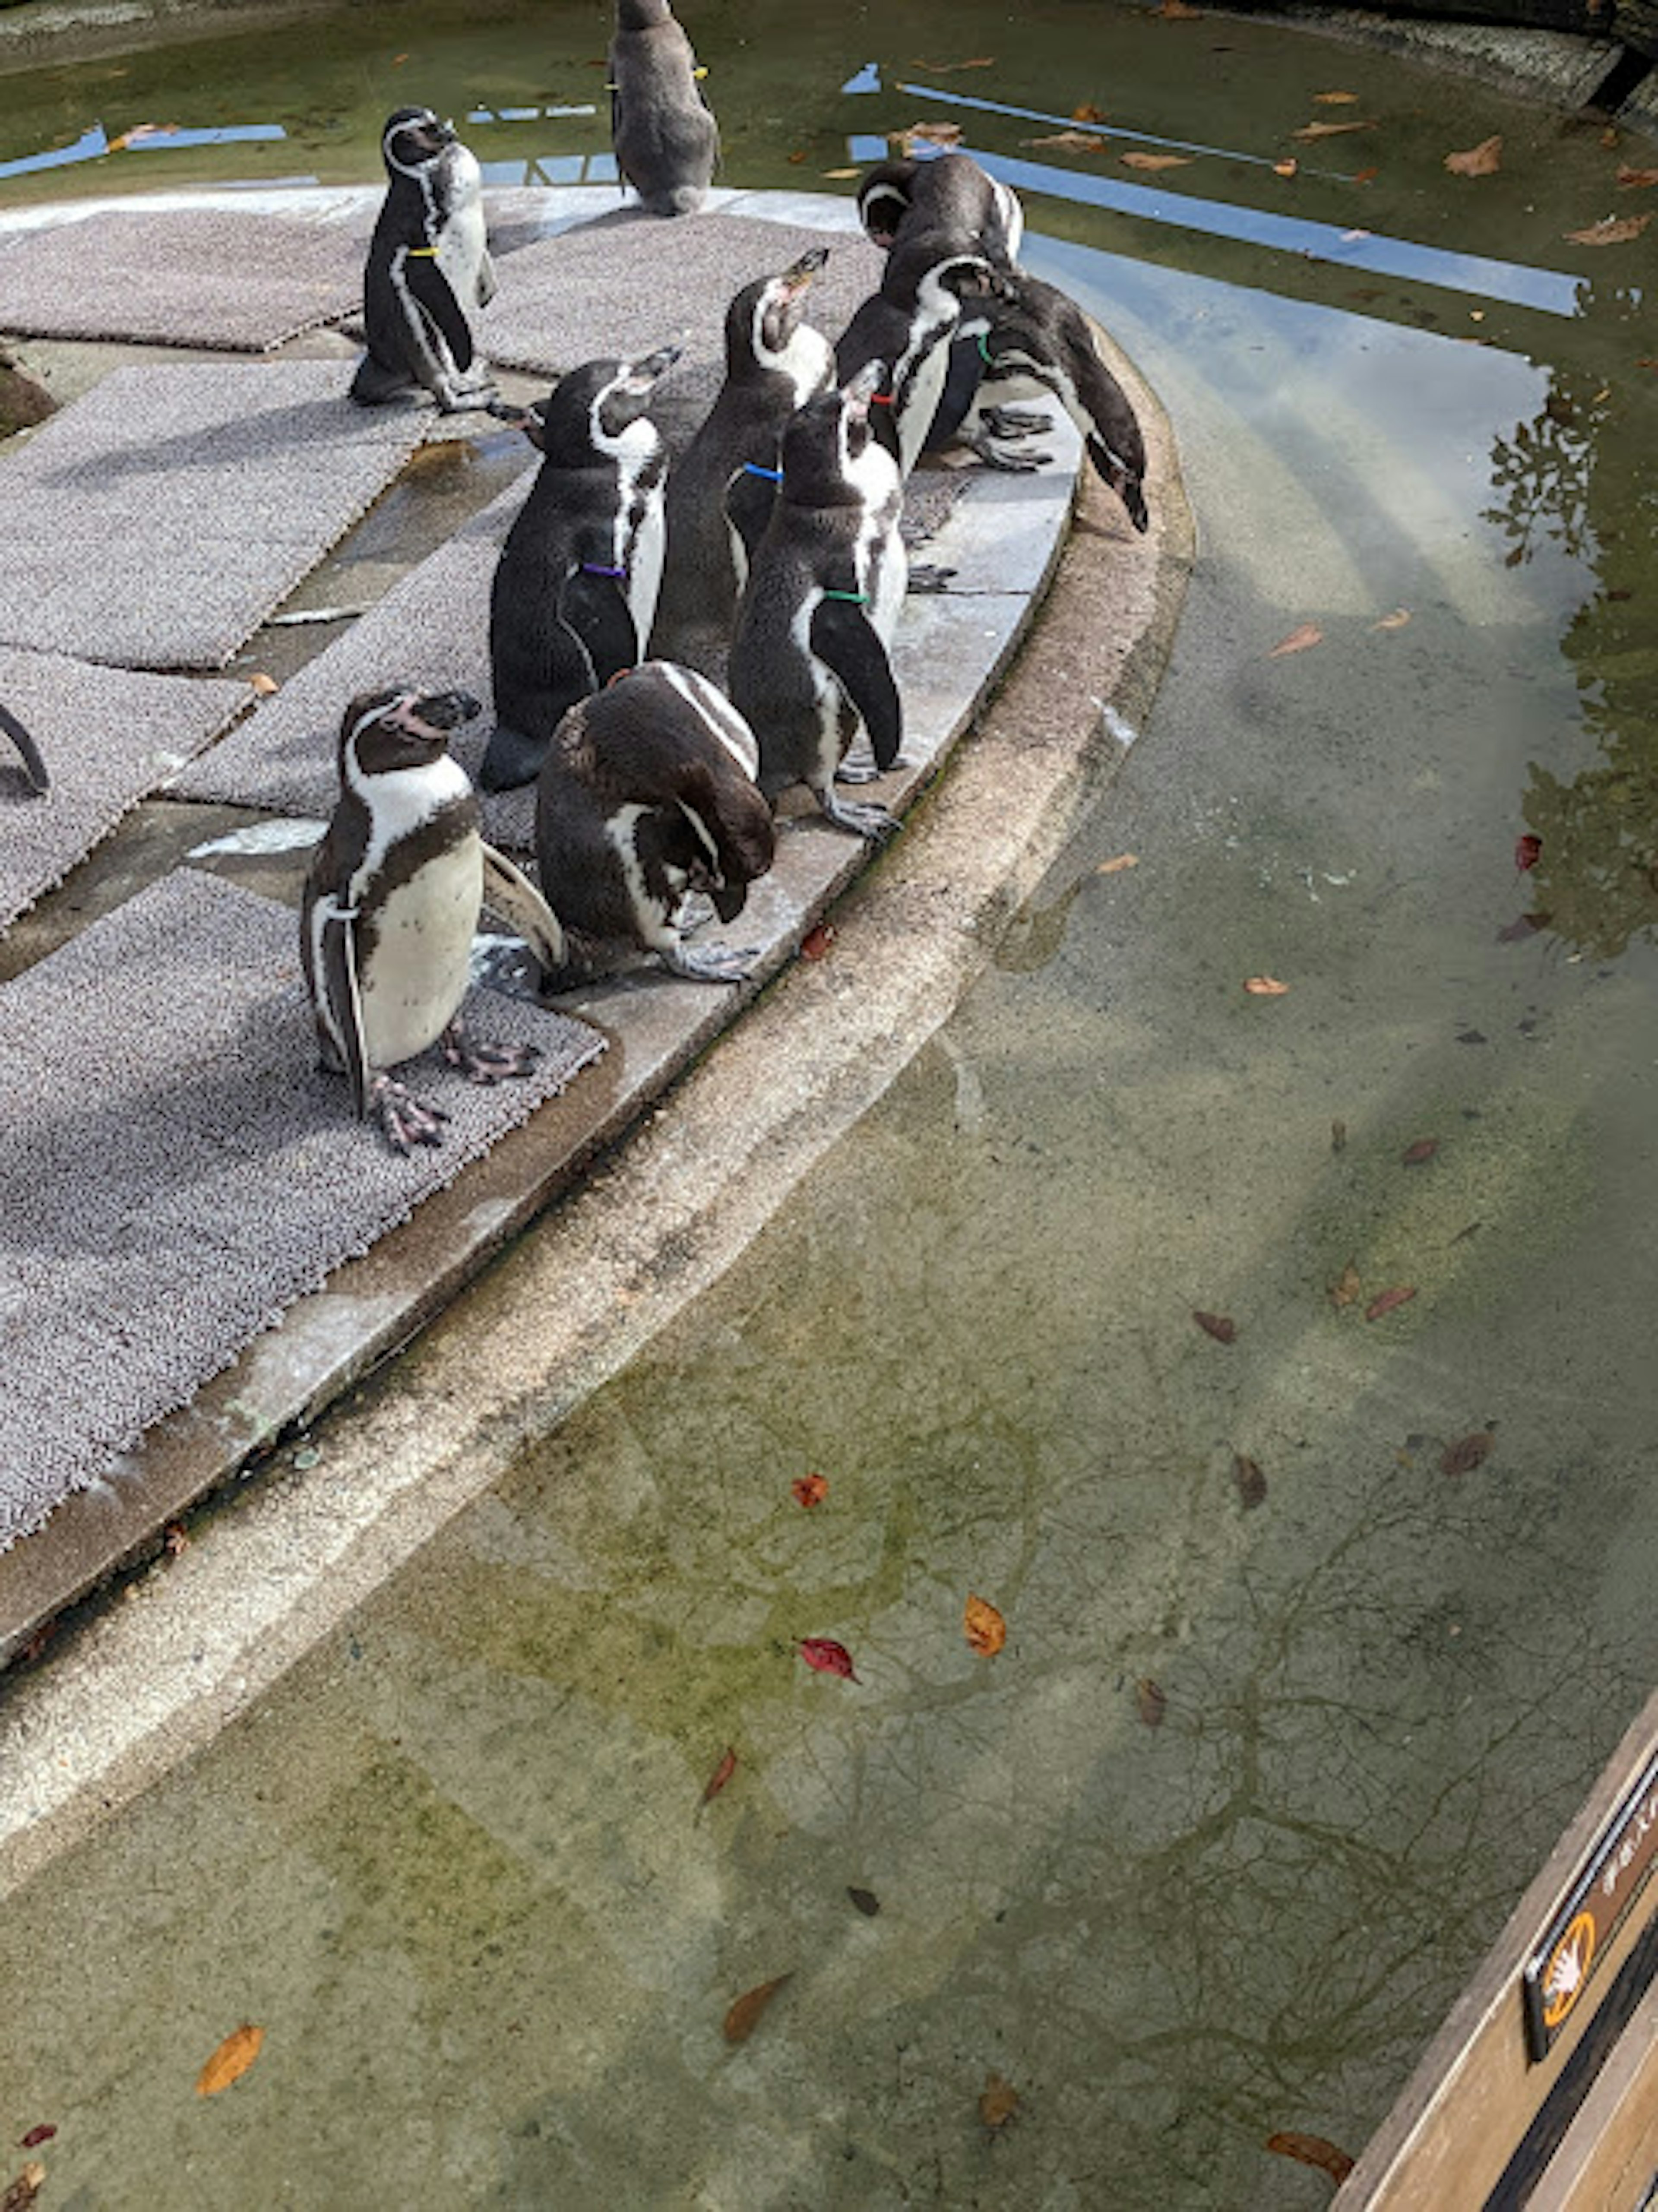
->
[816,791,901,844]
[956,427,1052,475]
[834,744,883,788]
[440,1017,541,1086]
[433,370,501,415]
[661,940,758,984]
[367,1072,450,1154]
[905,563,957,596]
[981,405,1049,440]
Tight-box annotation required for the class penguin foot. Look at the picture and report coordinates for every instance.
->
[440,1019,541,1085]
[661,940,757,984]
[818,793,900,843]
[434,372,500,414]
[959,430,1053,474]
[981,405,1050,440]
[834,746,882,788]
[369,1073,450,1153]
[905,563,957,596]
[674,891,718,934]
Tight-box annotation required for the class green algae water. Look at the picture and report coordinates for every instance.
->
[3,3,1658,2205]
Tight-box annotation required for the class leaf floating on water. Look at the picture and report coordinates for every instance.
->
[1442,1430,1495,1476]
[1515,832,1542,872]
[1156,0,1204,17]
[1315,89,1359,103]
[1193,1309,1237,1344]
[903,120,963,148]
[914,55,997,73]
[822,166,861,179]
[1135,1677,1168,1728]
[1232,1454,1268,1509]
[1292,119,1373,141]
[786,150,807,165]
[1096,852,1139,875]
[792,1471,829,1508]
[701,1746,737,1805]
[1372,607,1411,631]
[1364,1285,1417,1322]
[1354,165,1380,184]
[1268,622,1323,658]
[196,2022,265,2097]
[1617,164,1658,188]
[1121,150,1192,170]
[1329,1261,1362,1309]
[1444,134,1503,177]
[1072,101,1107,122]
[1026,130,1108,152]
[800,1636,860,1681]
[1402,1138,1439,1166]
[723,1972,791,2045]
[1244,976,1290,997]
[1272,157,1299,177]
[2,2166,45,2212]
[980,2073,1022,2127]
[964,1593,1008,1656]
[1266,2131,1357,2185]
[848,1886,882,1917]
[1566,213,1652,245]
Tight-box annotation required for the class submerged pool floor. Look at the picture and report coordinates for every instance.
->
[1,3,1657,2206]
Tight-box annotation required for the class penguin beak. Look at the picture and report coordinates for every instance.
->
[625,342,684,391]
[391,689,481,741]
[843,358,886,419]
[781,247,829,295]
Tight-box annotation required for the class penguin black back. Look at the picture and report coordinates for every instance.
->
[832,234,997,476]
[352,106,497,413]
[610,0,719,217]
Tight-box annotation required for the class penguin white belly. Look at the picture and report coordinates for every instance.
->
[434,147,489,301]
[798,595,848,782]
[611,418,667,647]
[626,494,667,649]
[843,442,907,645]
[359,839,481,1070]
[897,339,952,477]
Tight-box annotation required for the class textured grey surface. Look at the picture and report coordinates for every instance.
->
[0,361,421,670]
[0,646,247,927]
[0,868,605,1551]
[0,208,367,352]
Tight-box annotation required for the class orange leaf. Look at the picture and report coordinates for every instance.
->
[1353,165,1380,184]
[1095,852,1139,874]
[1121,150,1191,170]
[701,1746,737,1804]
[248,671,279,695]
[1371,607,1411,630]
[787,150,807,165]
[196,2022,264,2096]
[723,1973,791,2044]
[964,1593,1007,1656]
[791,1471,829,1508]
[801,922,836,961]
[1364,1285,1417,1321]
[1444,134,1502,177]
[1268,622,1323,658]
[980,2073,1021,2127]
[1272,158,1298,177]
[1244,976,1290,996]
[1329,1262,1362,1309]
[1266,2132,1356,2185]
[1617,164,1658,188]
[1566,213,1652,245]
[1292,119,1373,141]
[1072,102,1107,123]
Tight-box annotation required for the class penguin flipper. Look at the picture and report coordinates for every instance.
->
[317,898,371,1121]
[475,248,499,310]
[721,466,778,578]
[811,598,903,773]
[0,700,49,794]
[401,247,477,373]
[560,566,639,685]
[479,842,567,974]
[674,758,775,922]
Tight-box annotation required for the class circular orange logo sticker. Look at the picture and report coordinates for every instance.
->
[1541,1910,1598,2030]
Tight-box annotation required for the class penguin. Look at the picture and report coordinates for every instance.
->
[610,0,719,217]
[857,152,1023,269]
[649,247,833,676]
[351,107,498,413]
[0,700,48,794]
[728,360,907,842]
[301,685,566,1153]
[832,235,1002,480]
[480,344,681,795]
[535,660,775,985]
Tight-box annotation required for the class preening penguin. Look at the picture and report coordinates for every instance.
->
[535,661,775,985]
[832,236,1001,479]
[728,360,907,843]
[0,700,48,794]
[481,344,680,795]
[301,686,565,1153]
[351,107,497,413]
[650,247,833,675]
[610,0,719,217]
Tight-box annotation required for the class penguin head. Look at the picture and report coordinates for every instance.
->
[736,248,829,373]
[382,107,456,177]
[857,160,920,252]
[779,359,886,506]
[511,347,682,463]
[339,686,482,778]
[615,0,678,24]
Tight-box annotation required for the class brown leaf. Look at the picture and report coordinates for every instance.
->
[801,922,836,961]
[1565,213,1652,245]
[904,121,962,147]
[964,1593,1007,1656]
[1441,1430,1494,1476]
[248,672,279,696]
[1331,1119,1347,1152]
[1444,134,1503,177]
[821,166,861,179]
[847,1886,881,1916]
[1135,1677,1168,1727]
[1617,164,1658,188]
[1402,1137,1439,1166]
[980,2072,1022,2127]
[791,1470,829,1507]
[1329,1262,1362,1309]
[1232,1454,1268,1509]
[1072,101,1107,122]
[1193,1309,1236,1344]
[1266,2132,1357,2185]
[1315,90,1358,104]
[1156,0,1203,16]
[786,150,807,165]
[1292,120,1373,141]
[1096,852,1139,875]
[196,2022,265,2096]
[1272,158,1298,178]
[723,1973,791,2044]
[1026,130,1107,153]
[701,1746,737,1805]
[1244,976,1290,997]
[1268,622,1323,658]
[1372,607,1411,630]
[914,56,997,73]
[2,2167,45,2212]
[1364,1285,1417,1322]
[1121,150,1191,171]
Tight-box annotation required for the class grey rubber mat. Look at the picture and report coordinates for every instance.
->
[0,207,367,352]
[0,868,606,1550]
[0,361,422,671]
[0,646,247,929]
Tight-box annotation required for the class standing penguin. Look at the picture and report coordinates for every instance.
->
[535,660,775,985]
[858,152,1023,269]
[351,107,498,413]
[832,237,1001,480]
[481,345,681,794]
[301,685,566,1152]
[649,247,833,676]
[610,0,718,217]
[728,361,907,842]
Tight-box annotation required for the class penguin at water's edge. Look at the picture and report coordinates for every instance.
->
[610,0,719,217]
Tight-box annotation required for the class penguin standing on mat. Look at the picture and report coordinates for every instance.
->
[535,660,775,986]
[301,685,566,1154]
[650,247,833,676]
[351,107,498,413]
[481,345,681,794]
[610,0,719,217]
[728,361,907,842]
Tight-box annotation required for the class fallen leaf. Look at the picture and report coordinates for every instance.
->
[1441,1430,1494,1476]
[1617,164,1658,189]
[248,672,279,696]
[964,1592,1007,1656]
[1353,164,1380,184]
[1244,976,1290,997]
[1266,2131,1357,2185]
[1444,134,1503,177]
[800,1636,860,1681]
[723,1973,791,2044]
[792,1470,829,1508]
[1603,124,1621,147]
[1372,607,1411,630]
[1402,1137,1439,1166]
[196,2022,265,2097]
[15,2132,53,2153]
[1121,150,1191,170]
[1136,1677,1168,1727]
[821,167,861,179]
[1515,832,1542,872]
[162,1520,189,1557]
[1193,1309,1237,1343]
[1272,158,1298,177]
[787,150,807,165]
[1364,1285,1417,1322]
[1232,1453,1268,1509]
[1315,89,1358,103]
[801,922,836,960]
[701,1746,737,1805]
[1156,0,1203,17]
[1096,852,1139,874]
[1268,622,1323,658]
[1497,911,1550,942]
[1026,130,1107,153]
[913,56,997,73]
[2,2168,44,2212]
[847,1886,881,1916]
[391,51,409,64]
[1292,120,1373,141]
[1072,101,1107,122]
[981,2073,1022,2127]
[1331,1119,1347,1152]
[1329,1261,1362,1309]
[1566,213,1652,245]
[904,120,962,147]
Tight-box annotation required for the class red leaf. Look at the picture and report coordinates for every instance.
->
[1515,832,1542,872]
[791,1471,829,1508]
[1193,1309,1237,1344]
[801,923,836,961]
[1266,2132,1356,2184]
[1402,1138,1439,1166]
[701,1747,737,1804]
[1364,1285,1416,1321]
[16,2129,55,2151]
[800,1636,860,1681]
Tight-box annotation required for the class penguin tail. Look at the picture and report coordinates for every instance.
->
[657,185,706,217]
